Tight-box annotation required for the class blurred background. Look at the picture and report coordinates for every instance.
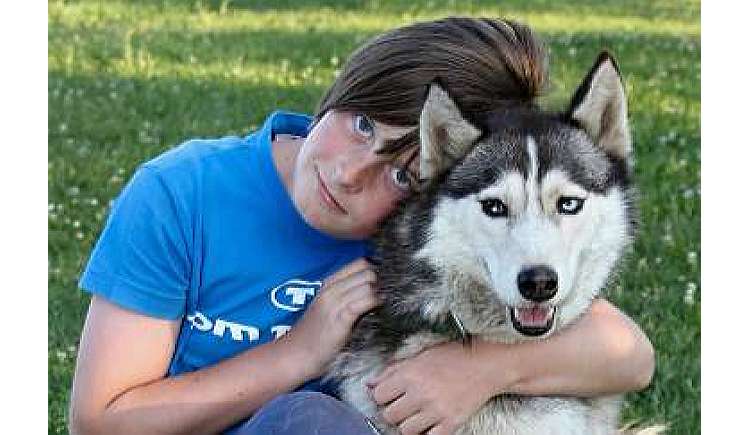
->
[48,1,700,433]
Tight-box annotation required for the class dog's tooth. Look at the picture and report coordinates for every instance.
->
[546,307,556,321]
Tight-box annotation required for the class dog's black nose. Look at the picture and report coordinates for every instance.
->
[517,265,558,302]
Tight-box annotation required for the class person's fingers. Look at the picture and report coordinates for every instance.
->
[380,393,421,426]
[341,285,381,317]
[319,282,379,326]
[322,258,372,289]
[366,363,398,388]
[321,267,377,300]
[398,410,438,435]
[370,374,404,406]
[426,424,453,435]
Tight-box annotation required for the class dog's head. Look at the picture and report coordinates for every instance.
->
[414,52,635,342]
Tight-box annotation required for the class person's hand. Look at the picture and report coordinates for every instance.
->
[281,258,381,378]
[367,342,499,435]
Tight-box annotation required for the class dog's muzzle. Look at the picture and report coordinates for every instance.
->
[510,265,558,336]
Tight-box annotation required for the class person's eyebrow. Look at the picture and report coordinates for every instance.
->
[402,146,420,176]
[395,145,422,192]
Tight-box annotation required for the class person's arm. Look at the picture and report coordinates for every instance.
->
[70,259,379,435]
[368,299,654,435]
[68,296,309,435]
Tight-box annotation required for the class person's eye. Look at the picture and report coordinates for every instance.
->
[353,113,375,138]
[389,166,415,192]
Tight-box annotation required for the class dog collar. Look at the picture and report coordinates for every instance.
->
[429,311,471,346]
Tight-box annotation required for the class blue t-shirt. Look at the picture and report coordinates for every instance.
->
[79,111,368,381]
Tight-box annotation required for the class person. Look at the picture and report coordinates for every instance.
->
[68,17,655,435]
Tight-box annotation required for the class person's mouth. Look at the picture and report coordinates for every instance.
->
[316,167,347,215]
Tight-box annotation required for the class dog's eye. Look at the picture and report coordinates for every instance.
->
[557,196,585,215]
[480,198,508,218]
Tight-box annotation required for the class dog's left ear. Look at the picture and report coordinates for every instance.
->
[567,51,631,160]
[419,82,482,181]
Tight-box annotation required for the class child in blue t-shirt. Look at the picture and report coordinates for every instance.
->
[69,18,655,435]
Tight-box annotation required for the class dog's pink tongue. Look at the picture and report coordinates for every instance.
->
[516,307,550,326]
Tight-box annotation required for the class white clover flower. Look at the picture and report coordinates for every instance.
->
[687,251,698,265]
[683,282,697,306]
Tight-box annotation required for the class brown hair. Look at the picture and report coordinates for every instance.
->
[315,17,548,152]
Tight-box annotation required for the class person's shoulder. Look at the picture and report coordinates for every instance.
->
[144,135,250,173]
[268,110,314,134]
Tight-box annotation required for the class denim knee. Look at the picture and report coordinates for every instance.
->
[227,392,377,435]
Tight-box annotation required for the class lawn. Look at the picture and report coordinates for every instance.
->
[48,0,700,433]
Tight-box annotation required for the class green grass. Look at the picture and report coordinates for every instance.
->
[48,0,700,433]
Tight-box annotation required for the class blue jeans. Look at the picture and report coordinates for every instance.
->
[226,392,378,435]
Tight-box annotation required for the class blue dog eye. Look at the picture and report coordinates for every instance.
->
[557,197,585,215]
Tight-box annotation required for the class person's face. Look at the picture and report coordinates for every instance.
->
[291,110,419,239]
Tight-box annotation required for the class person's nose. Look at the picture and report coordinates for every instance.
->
[334,148,380,194]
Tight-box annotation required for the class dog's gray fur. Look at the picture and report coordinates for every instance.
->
[330,52,654,434]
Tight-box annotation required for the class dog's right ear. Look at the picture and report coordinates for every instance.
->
[419,83,482,181]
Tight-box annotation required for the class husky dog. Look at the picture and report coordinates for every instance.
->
[329,52,652,435]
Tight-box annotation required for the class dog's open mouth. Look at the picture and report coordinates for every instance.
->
[509,305,556,336]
